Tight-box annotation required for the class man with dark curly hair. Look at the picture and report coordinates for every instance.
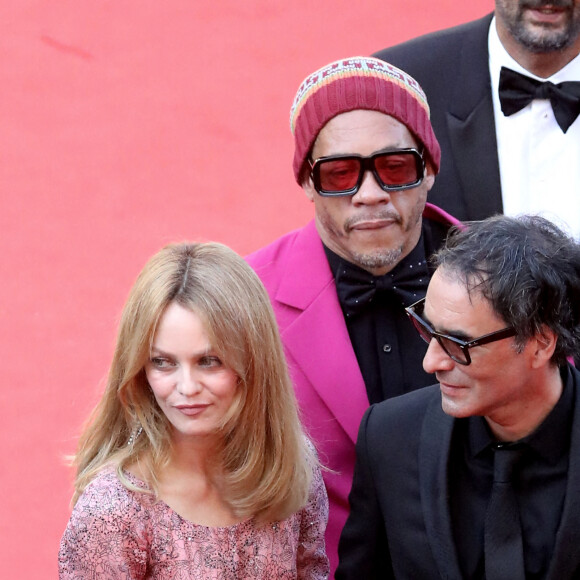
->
[338,214,580,579]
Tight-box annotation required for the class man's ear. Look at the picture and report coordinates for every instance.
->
[530,325,558,368]
[423,161,436,192]
[302,176,316,202]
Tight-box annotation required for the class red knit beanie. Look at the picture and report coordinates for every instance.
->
[290,56,441,184]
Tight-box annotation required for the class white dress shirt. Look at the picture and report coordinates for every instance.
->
[489,17,580,239]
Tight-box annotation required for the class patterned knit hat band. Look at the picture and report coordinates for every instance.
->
[290,57,441,184]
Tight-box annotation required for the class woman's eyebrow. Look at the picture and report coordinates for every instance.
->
[149,345,214,357]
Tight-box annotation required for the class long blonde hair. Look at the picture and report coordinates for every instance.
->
[72,242,315,523]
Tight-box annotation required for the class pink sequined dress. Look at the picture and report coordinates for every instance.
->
[58,465,329,579]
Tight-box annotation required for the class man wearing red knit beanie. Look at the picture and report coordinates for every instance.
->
[247,56,460,574]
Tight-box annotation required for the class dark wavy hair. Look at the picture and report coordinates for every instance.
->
[433,215,580,366]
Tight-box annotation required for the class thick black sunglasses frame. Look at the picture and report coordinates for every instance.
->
[309,148,425,197]
[405,298,517,366]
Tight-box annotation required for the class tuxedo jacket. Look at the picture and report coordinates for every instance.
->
[336,369,580,579]
[247,203,459,573]
[374,14,503,222]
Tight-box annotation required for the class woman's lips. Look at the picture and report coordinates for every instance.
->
[175,404,209,416]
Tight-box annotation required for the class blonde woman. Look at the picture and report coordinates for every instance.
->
[59,242,329,579]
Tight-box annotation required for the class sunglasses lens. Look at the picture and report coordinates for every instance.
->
[317,158,361,193]
[375,152,420,187]
[410,315,433,345]
[407,300,472,365]
[439,337,468,364]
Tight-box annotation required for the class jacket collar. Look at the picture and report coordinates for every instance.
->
[446,13,503,219]
[419,395,464,580]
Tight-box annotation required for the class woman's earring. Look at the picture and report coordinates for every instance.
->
[127,426,143,447]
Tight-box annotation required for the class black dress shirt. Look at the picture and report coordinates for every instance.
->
[449,366,574,579]
[325,227,444,404]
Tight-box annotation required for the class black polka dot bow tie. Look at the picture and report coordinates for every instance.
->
[499,66,580,133]
[335,259,429,318]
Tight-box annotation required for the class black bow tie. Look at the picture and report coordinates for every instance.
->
[335,259,430,318]
[499,66,580,133]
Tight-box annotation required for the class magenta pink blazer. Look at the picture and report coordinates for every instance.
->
[247,202,459,574]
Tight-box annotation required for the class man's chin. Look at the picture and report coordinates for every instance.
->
[516,18,578,51]
[440,393,474,419]
[351,248,403,273]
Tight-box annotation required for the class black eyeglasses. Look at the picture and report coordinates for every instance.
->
[405,298,517,365]
[309,148,425,196]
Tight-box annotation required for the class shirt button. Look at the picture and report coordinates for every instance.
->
[383,344,392,353]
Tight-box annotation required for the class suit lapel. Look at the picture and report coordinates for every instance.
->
[446,14,503,220]
[419,393,463,580]
[275,221,369,444]
[547,367,580,579]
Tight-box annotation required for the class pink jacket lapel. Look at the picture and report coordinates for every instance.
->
[275,221,369,444]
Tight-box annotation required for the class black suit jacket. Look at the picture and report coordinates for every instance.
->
[336,368,580,579]
[374,14,503,221]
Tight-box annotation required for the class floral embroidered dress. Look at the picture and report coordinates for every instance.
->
[58,465,329,579]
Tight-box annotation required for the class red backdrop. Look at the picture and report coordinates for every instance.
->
[0,1,493,576]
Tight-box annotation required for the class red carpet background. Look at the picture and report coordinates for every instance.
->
[1,1,493,576]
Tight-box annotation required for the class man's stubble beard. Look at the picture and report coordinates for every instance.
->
[498,0,580,52]
[351,247,404,272]
[343,197,424,274]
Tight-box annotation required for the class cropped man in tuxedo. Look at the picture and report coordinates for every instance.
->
[337,214,580,579]
[247,56,459,573]
[375,1,580,238]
